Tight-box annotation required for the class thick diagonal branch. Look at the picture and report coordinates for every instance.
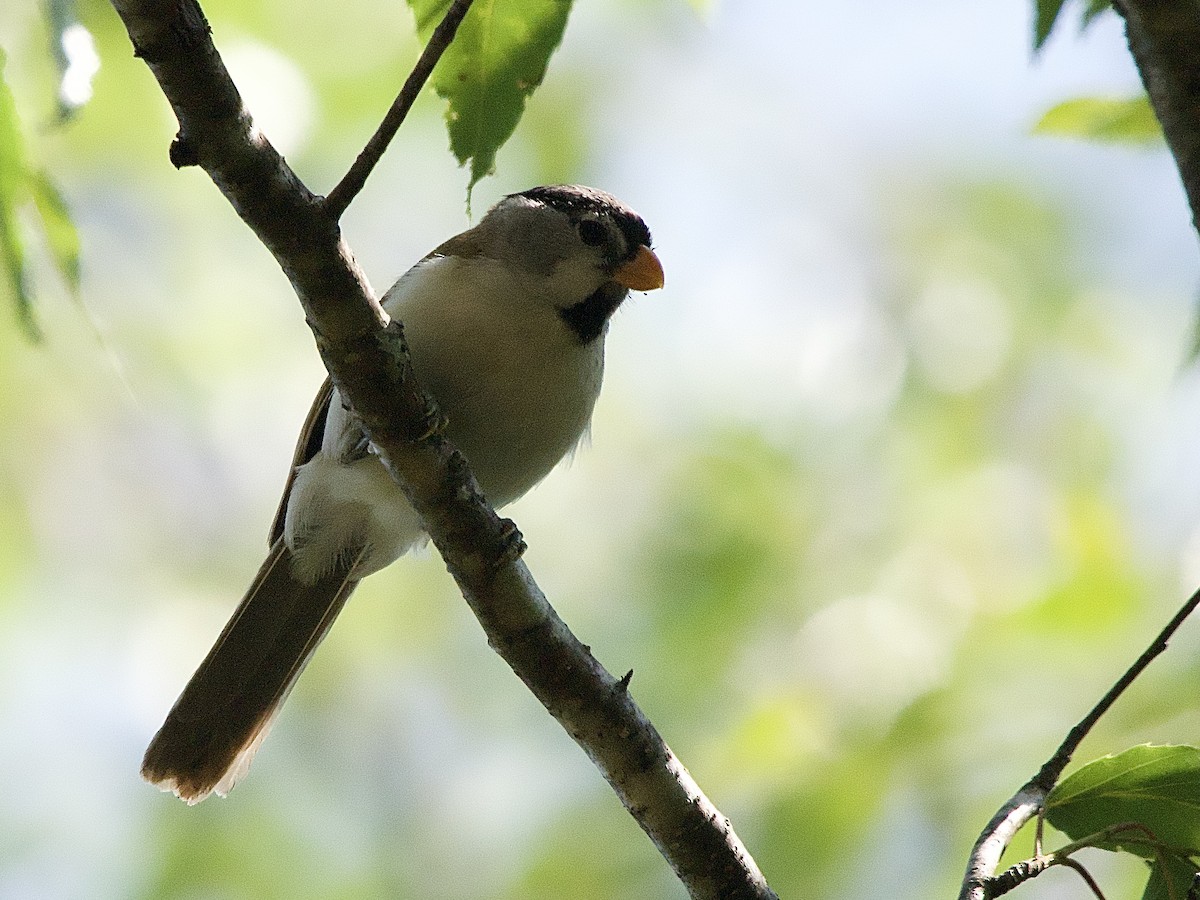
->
[1114,0,1200,235]
[107,1,777,896]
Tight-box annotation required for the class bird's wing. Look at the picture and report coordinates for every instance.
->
[269,377,334,545]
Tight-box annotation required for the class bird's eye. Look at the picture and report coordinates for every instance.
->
[577,219,607,246]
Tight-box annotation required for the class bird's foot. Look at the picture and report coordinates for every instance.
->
[416,400,448,443]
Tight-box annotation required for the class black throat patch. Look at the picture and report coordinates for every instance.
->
[559,282,628,344]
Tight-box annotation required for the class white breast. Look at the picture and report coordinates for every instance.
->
[393,255,605,504]
[284,254,605,581]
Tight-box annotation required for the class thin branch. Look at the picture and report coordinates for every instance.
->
[960,1,1200,895]
[982,823,1169,898]
[322,0,475,219]
[1058,858,1107,900]
[1033,583,1200,790]
[985,853,1053,897]
[958,584,1200,899]
[960,785,1047,900]
[106,0,777,896]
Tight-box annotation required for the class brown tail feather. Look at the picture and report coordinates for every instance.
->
[141,540,361,803]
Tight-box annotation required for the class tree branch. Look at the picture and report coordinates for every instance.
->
[958,584,1200,899]
[107,1,777,896]
[1113,0,1200,235]
[959,3,1200,893]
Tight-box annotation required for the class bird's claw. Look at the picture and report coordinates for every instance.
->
[416,402,448,442]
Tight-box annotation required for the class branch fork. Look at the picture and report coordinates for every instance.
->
[106,0,777,896]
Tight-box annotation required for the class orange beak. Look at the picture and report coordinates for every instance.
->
[612,245,665,291]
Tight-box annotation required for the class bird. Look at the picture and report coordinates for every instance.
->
[140,185,665,804]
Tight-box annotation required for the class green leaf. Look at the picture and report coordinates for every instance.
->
[1034,0,1111,45]
[1141,853,1199,900]
[0,47,81,336]
[410,0,574,193]
[29,171,81,297]
[1034,95,1164,145]
[0,50,37,338]
[1034,0,1068,50]
[1047,746,1200,857]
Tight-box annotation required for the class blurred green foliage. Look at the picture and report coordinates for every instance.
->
[1031,0,1161,160]
[409,0,574,195]
[1035,0,1112,50]
[1035,96,1163,146]
[0,0,1196,898]
[0,50,80,338]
